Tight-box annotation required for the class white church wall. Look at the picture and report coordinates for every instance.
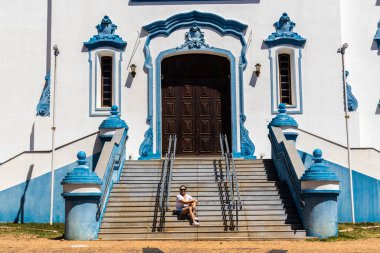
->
[340,0,380,150]
[1,0,377,163]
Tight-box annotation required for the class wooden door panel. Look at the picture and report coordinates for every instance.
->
[162,54,231,156]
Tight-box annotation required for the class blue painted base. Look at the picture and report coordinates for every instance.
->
[0,153,100,223]
[64,197,100,240]
[302,194,338,238]
[298,150,380,222]
[284,132,298,142]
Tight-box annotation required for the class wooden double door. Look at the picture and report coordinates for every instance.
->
[161,54,231,156]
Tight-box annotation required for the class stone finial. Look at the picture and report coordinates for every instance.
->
[300,149,339,182]
[99,105,128,130]
[269,103,298,128]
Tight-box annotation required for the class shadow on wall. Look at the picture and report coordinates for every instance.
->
[377,0,380,6]
[14,164,34,223]
[370,40,380,55]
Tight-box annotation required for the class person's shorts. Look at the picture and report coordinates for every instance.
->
[176,207,189,220]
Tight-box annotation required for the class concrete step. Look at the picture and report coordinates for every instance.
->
[98,230,306,240]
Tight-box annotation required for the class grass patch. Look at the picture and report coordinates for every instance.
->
[308,222,380,242]
[0,223,64,239]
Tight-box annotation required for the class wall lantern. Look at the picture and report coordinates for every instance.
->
[130,64,137,78]
[255,63,261,77]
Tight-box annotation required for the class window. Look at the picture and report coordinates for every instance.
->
[101,56,113,107]
[278,54,292,105]
[268,46,303,114]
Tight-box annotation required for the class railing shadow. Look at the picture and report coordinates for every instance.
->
[14,164,34,223]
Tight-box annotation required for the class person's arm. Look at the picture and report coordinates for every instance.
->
[179,195,196,205]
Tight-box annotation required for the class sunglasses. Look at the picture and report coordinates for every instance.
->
[180,188,186,191]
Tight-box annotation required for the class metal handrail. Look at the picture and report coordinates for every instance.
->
[224,135,242,211]
[166,135,177,211]
[159,135,177,211]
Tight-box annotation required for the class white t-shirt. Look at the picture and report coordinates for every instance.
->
[176,193,193,209]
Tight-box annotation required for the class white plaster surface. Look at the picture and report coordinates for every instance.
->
[63,184,101,194]
[301,181,340,191]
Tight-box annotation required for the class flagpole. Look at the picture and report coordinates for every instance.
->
[50,44,59,225]
[337,43,355,223]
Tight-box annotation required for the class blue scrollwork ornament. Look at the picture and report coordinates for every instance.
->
[240,114,255,158]
[36,74,51,117]
[177,24,211,50]
[344,71,358,112]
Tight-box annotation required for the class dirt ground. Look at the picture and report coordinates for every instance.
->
[0,235,380,253]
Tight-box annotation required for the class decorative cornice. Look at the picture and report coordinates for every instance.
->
[99,105,128,129]
[269,103,298,127]
[36,74,51,117]
[62,151,102,185]
[264,13,306,48]
[345,71,358,112]
[177,24,211,50]
[375,20,380,49]
[143,10,248,70]
[300,149,340,182]
[84,15,127,50]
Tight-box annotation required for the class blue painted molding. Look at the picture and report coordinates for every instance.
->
[99,105,128,129]
[139,119,154,159]
[62,151,102,185]
[84,16,127,50]
[240,114,255,158]
[345,71,358,112]
[264,13,306,48]
[140,10,255,159]
[375,20,380,49]
[269,103,298,127]
[36,74,51,117]
[300,149,340,182]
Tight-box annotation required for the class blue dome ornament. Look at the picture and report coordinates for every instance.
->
[269,103,298,127]
[99,105,128,142]
[301,149,340,182]
[62,151,102,185]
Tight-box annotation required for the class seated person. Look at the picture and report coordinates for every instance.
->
[176,185,200,226]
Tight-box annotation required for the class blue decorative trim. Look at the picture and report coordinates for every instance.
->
[99,105,128,129]
[139,118,154,159]
[84,16,127,50]
[269,103,298,127]
[300,149,340,182]
[62,192,102,198]
[239,114,255,158]
[375,20,380,49]
[152,47,238,159]
[345,71,358,112]
[264,13,306,48]
[177,25,211,50]
[140,11,255,159]
[36,74,51,117]
[62,151,102,185]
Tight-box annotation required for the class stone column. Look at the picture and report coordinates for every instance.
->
[61,151,102,240]
[99,105,128,142]
[300,149,340,238]
[268,103,299,144]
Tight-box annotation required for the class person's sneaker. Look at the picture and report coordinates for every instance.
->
[191,222,200,226]
[194,217,199,221]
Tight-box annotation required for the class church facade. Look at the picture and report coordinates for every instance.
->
[0,0,379,224]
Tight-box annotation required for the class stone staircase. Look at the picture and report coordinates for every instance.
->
[98,158,306,240]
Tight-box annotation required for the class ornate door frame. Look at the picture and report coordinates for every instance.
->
[139,11,255,160]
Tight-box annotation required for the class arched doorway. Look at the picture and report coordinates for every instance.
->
[161,54,232,156]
